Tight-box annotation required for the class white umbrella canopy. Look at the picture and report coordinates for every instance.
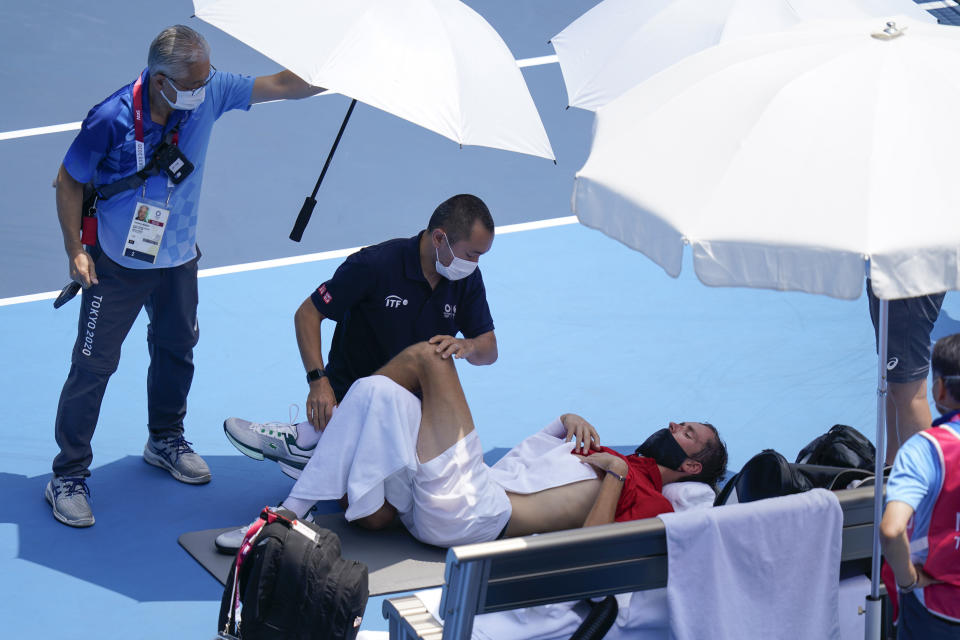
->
[573,17,960,301]
[193,0,555,160]
[551,0,935,110]
[573,18,959,637]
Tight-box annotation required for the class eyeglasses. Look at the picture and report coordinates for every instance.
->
[166,64,217,94]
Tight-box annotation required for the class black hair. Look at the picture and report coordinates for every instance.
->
[932,333,960,402]
[427,194,494,245]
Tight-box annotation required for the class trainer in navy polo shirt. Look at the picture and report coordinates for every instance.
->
[313,231,494,399]
[293,194,499,432]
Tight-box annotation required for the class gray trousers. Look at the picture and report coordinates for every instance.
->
[52,244,200,478]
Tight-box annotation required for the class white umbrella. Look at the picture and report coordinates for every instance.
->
[193,0,555,240]
[193,0,554,161]
[573,17,959,638]
[551,0,935,110]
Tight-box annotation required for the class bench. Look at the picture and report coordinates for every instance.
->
[383,485,878,640]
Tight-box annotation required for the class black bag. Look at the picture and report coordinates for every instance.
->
[715,450,812,506]
[714,449,874,506]
[795,424,876,471]
[218,508,369,640]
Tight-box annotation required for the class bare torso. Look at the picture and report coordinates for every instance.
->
[504,475,604,537]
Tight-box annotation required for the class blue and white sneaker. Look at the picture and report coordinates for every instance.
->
[45,476,95,527]
[223,408,316,479]
[143,434,211,484]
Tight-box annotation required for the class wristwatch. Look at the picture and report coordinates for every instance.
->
[306,368,326,383]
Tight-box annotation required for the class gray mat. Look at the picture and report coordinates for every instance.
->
[179,513,447,596]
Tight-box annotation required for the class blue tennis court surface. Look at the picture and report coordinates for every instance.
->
[3,1,959,637]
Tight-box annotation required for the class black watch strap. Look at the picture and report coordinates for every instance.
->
[306,368,325,383]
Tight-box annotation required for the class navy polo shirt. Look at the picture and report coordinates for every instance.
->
[311,232,494,400]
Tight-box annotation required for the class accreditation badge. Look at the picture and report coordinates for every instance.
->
[124,200,170,263]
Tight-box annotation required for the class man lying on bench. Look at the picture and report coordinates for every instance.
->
[222,342,728,549]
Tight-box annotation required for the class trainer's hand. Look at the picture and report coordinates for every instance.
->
[428,335,475,360]
[306,377,337,431]
[70,250,98,288]
[561,413,601,454]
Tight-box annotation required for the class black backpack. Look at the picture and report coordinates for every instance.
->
[715,449,873,506]
[795,424,876,471]
[218,508,369,640]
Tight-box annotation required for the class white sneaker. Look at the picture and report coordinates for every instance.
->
[223,407,315,476]
[214,509,315,555]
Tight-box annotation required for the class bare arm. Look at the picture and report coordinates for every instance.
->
[55,164,98,287]
[251,70,324,104]
[880,500,940,590]
[428,330,498,365]
[294,298,336,430]
[466,330,497,365]
[579,453,629,527]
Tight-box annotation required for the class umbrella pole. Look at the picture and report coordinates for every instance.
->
[289,98,359,242]
[865,298,889,640]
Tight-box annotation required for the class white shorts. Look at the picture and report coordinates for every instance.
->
[401,430,512,548]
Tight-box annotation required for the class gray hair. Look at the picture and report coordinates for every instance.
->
[148,25,210,80]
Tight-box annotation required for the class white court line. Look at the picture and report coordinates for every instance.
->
[0,121,83,141]
[0,216,578,307]
[0,55,559,143]
[517,54,558,68]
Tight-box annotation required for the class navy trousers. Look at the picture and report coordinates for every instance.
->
[52,245,200,478]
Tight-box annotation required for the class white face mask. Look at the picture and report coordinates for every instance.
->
[435,233,478,281]
[161,77,206,111]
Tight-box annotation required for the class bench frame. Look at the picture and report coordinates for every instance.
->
[383,486,878,640]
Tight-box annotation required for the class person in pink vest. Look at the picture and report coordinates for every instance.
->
[880,332,960,639]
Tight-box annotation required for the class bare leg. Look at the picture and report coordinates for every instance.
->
[374,342,477,463]
[885,379,932,465]
[339,495,397,530]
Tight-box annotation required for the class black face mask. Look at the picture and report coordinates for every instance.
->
[635,428,689,471]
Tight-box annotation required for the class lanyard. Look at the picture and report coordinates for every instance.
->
[132,73,181,202]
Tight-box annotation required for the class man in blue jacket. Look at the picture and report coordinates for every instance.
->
[49,24,323,528]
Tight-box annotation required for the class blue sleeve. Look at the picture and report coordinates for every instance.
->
[62,99,123,184]
[455,269,494,338]
[209,71,255,119]
[886,433,940,511]
[310,250,377,322]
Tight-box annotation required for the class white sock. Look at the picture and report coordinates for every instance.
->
[280,496,316,519]
[295,421,322,449]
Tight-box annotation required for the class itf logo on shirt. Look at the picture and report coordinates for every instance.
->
[385,295,408,309]
[317,284,332,304]
[443,304,457,319]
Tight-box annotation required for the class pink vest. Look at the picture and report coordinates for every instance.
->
[916,425,960,622]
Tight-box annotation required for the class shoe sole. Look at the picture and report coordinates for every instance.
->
[44,483,95,528]
[143,447,211,484]
[223,420,308,473]
[223,420,266,461]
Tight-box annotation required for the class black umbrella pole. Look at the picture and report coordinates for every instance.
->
[289,98,358,242]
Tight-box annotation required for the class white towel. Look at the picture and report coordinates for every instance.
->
[659,488,843,640]
[288,375,422,520]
